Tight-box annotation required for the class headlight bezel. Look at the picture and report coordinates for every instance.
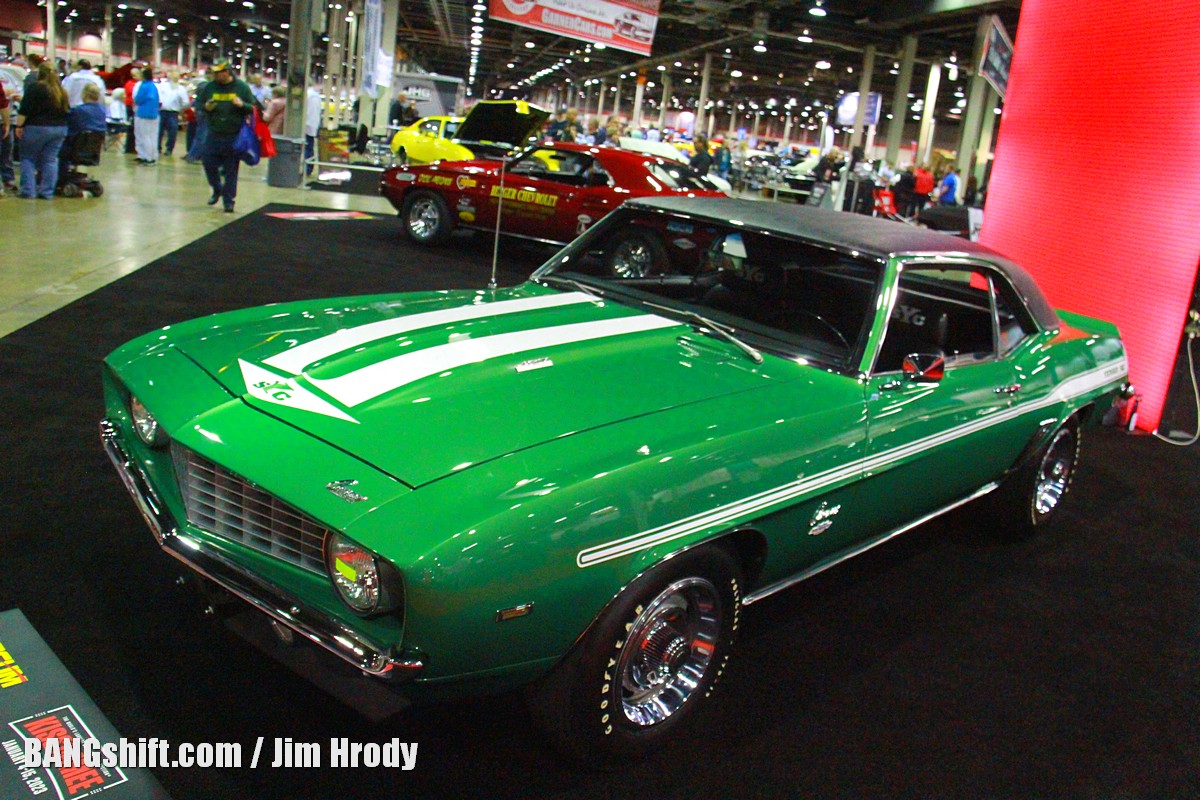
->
[325,532,403,618]
[129,395,167,448]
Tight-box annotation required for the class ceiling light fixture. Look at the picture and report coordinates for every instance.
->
[815,60,831,70]
[753,39,766,53]
[797,29,813,44]
[809,1,827,17]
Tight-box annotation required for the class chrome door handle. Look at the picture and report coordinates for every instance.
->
[994,384,1022,395]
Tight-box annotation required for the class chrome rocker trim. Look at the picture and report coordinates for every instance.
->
[100,419,424,681]
[742,481,999,605]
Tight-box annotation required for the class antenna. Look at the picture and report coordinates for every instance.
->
[488,156,507,290]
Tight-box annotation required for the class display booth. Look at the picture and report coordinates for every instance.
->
[979,0,1200,432]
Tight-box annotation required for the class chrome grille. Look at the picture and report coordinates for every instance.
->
[174,445,328,574]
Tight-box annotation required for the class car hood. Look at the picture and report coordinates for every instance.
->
[168,284,779,487]
[452,100,549,149]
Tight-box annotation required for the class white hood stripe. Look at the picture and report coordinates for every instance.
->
[309,314,682,408]
[265,292,597,374]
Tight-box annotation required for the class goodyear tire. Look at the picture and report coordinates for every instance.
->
[401,189,453,245]
[529,544,741,762]
[993,415,1081,538]
[603,229,669,278]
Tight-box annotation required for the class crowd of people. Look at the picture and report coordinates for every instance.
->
[0,59,982,214]
[0,55,332,211]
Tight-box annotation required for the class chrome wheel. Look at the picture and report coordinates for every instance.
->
[406,197,442,241]
[609,239,654,277]
[617,577,722,727]
[1034,426,1076,517]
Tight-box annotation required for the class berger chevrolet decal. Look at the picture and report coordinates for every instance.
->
[489,186,560,207]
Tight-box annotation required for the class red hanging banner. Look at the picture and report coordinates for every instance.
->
[489,0,661,57]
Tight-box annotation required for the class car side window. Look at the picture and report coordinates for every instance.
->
[509,148,595,186]
[419,119,441,136]
[876,267,996,373]
[992,276,1037,355]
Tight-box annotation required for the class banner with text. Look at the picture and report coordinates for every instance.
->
[489,0,661,57]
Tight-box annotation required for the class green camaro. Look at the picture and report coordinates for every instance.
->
[101,198,1128,759]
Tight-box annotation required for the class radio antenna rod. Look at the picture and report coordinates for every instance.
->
[488,155,507,290]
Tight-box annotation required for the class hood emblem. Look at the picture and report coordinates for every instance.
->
[326,480,368,503]
[515,357,554,373]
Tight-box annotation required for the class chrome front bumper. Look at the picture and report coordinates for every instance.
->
[100,419,424,681]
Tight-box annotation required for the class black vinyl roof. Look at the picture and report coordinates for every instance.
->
[628,196,1061,330]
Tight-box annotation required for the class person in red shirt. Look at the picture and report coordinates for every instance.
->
[123,72,137,154]
[913,163,935,215]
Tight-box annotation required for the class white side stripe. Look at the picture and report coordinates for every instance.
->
[265,292,597,374]
[309,314,682,408]
[576,356,1127,568]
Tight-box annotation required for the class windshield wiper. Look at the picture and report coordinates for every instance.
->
[644,301,764,365]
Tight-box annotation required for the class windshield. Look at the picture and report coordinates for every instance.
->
[532,205,883,371]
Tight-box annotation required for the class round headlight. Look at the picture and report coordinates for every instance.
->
[129,396,165,447]
[327,533,382,613]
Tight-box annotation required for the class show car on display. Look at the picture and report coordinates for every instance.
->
[380,141,725,254]
[389,100,547,166]
[388,115,462,164]
[101,198,1128,760]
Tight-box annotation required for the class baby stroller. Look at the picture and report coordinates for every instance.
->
[57,131,106,198]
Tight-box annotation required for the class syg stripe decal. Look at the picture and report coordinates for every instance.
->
[309,315,682,408]
[265,292,598,374]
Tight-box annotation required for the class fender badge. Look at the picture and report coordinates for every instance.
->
[808,501,842,536]
[326,479,368,503]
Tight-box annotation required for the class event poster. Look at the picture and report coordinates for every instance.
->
[489,0,661,56]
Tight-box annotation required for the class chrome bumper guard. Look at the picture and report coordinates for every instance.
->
[100,419,424,681]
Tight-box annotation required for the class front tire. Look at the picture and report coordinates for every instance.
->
[529,544,741,762]
[401,189,452,245]
[994,415,1081,537]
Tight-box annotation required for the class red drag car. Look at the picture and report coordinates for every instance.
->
[379,142,724,264]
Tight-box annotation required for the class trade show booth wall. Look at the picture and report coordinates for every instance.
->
[979,0,1200,432]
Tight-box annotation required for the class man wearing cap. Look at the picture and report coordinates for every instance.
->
[194,61,257,212]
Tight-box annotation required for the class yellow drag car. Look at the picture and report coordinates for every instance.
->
[390,100,548,165]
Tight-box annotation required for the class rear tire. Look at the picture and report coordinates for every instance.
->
[603,229,669,278]
[528,544,741,762]
[401,190,453,245]
[992,415,1081,538]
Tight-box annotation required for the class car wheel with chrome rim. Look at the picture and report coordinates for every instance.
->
[401,189,453,245]
[994,414,1082,537]
[528,543,741,761]
[603,229,669,278]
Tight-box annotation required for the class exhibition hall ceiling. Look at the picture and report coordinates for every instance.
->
[48,0,1020,118]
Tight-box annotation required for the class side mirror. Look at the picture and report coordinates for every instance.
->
[902,352,945,382]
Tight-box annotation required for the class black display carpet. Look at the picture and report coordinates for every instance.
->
[1,205,1197,799]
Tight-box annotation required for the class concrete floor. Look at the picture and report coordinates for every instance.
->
[0,147,396,339]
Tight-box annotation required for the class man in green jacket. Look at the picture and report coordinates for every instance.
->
[195,61,257,212]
